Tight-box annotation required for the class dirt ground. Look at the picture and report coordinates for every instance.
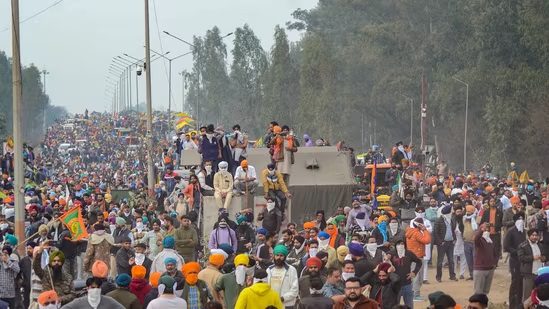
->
[415,252,510,308]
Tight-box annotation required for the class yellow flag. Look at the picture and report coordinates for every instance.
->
[519,171,529,184]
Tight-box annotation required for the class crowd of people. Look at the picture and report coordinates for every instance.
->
[0,111,547,309]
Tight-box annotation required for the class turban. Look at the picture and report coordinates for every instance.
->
[316,251,328,261]
[465,205,475,213]
[510,196,520,205]
[49,250,65,265]
[377,215,389,224]
[513,212,525,221]
[539,267,549,276]
[182,262,201,275]
[116,217,126,225]
[92,260,109,278]
[337,246,349,262]
[210,248,229,259]
[234,254,250,267]
[163,236,175,249]
[256,228,268,236]
[131,265,147,279]
[164,257,177,266]
[149,272,162,288]
[116,273,131,287]
[219,243,234,256]
[306,257,322,269]
[240,160,248,168]
[237,215,247,225]
[4,234,17,246]
[159,275,176,293]
[303,221,315,229]
[318,231,330,239]
[273,126,282,134]
[37,290,58,306]
[441,205,452,214]
[209,254,225,267]
[218,161,228,169]
[294,236,305,246]
[378,262,392,273]
[38,224,49,234]
[333,214,346,226]
[536,273,549,286]
[273,244,288,256]
[348,242,364,257]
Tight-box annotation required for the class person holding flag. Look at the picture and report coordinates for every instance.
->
[33,243,75,305]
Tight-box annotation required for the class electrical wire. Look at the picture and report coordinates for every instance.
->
[1,0,65,33]
[151,0,173,105]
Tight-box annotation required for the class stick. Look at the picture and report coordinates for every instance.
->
[45,258,55,289]
[13,217,61,249]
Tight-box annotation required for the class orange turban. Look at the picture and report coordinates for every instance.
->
[465,205,475,214]
[37,290,58,305]
[182,261,201,275]
[92,260,109,278]
[240,160,248,168]
[131,265,147,279]
[209,254,225,267]
[149,272,161,288]
[510,196,520,206]
[303,221,315,229]
[273,126,282,134]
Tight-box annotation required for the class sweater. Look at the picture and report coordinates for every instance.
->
[174,226,198,258]
[215,272,245,309]
[129,279,151,305]
[61,295,125,309]
[146,294,187,309]
[106,288,142,309]
[234,282,284,309]
[473,229,497,270]
[334,295,378,309]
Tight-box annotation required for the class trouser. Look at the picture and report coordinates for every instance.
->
[76,252,85,280]
[23,284,30,309]
[422,259,428,281]
[523,273,536,302]
[214,191,233,209]
[412,262,424,297]
[464,241,474,278]
[63,257,78,280]
[234,181,258,194]
[474,269,495,294]
[182,254,195,262]
[436,242,456,280]
[109,255,117,278]
[399,283,414,308]
[267,190,287,213]
[0,298,14,309]
[509,265,523,309]
[491,233,502,261]
[453,252,467,277]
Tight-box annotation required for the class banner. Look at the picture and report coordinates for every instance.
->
[59,206,88,240]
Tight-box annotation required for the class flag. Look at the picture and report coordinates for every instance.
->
[519,171,530,184]
[174,112,190,118]
[175,120,192,130]
[41,249,49,270]
[371,163,378,209]
[396,172,404,199]
[59,206,88,240]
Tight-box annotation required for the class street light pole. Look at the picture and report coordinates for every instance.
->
[41,69,49,134]
[400,94,414,145]
[180,71,186,112]
[144,0,155,197]
[452,77,469,174]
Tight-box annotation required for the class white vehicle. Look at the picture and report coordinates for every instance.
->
[57,143,72,154]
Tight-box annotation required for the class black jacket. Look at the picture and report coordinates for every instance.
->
[517,240,548,275]
[389,250,422,286]
[480,206,504,233]
[361,271,401,309]
[258,208,282,235]
[433,216,457,246]
[503,226,526,272]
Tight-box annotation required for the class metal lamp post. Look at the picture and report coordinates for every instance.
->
[452,76,469,174]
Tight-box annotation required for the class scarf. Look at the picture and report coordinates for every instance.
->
[377,222,388,243]
[464,213,478,231]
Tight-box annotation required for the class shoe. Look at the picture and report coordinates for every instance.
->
[459,275,465,279]
[449,277,458,281]
[413,296,425,302]
[466,277,473,281]
[423,280,430,284]
[436,277,442,283]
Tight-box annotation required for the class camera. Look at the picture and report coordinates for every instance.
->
[137,68,142,76]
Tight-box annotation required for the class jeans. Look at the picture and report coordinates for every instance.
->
[464,241,474,278]
[474,269,495,295]
[436,241,456,280]
[491,233,502,261]
[267,190,287,213]
[523,273,536,302]
[399,283,414,308]
[509,264,523,309]
[0,298,14,309]
[412,262,424,297]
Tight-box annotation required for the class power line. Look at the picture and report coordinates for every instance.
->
[151,0,173,104]
[1,0,65,33]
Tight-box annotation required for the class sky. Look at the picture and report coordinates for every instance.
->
[0,0,318,114]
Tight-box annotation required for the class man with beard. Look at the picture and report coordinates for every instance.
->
[267,244,299,308]
[235,215,255,254]
[115,236,134,275]
[62,276,124,309]
[19,241,37,309]
[258,197,282,237]
[215,254,250,309]
[518,228,547,302]
[299,275,334,309]
[433,205,458,282]
[160,257,184,287]
[198,254,225,304]
[299,257,324,298]
[130,243,152,279]
[139,219,164,259]
[503,212,526,309]
[150,236,184,274]
[388,240,422,308]
[334,277,378,309]
[174,215,198,262]
[33,245,75,305]
[361,262,401,309]
[322,267,345,299]
[286,235,307,275]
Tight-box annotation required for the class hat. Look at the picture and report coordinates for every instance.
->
[163,236,175,249]
[37,290,58,306]
[116,217,126,225]
[303,221,315,229]
[306,257,322,269]
[273,244,289,256]
[441,205,452,214]
[131,265,147,279]
[149,272,161,288]
[428,291,446,305]
[219,243,234,255]
[116,273,131,287]
[234,254,250,266]
[209,254,225,267]
[159,275,176,293]
[355,212,366,220]
[333,214,346,226]
[318,231,330,239]
[241,160,248,168]
[210,248,229,259]
[49,250,65,265]
[164,257,177,266]
[38,224,49,234]
[465,205,475,213]
[348,242,364,257]
[182,262,201,275]
[256,227,268,236]
[92,260,109,278]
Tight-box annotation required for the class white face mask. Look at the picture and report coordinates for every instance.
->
[205,166,212,173]
[136,222,144,230]
[219,167,228,172]
[135,253,145,265]
[515,219,524,233]
[415,212,425,219]
[235,265,247,285]
[0,223,8,230]
[40,304,60,309]
[396,244,406,258]
[366,243,377,253]
[206,133,214,139]
[398,145,405,152]
[109,224,116,232]
[309,248,318,257]
[318,238,329,249]
[482,231,493,243]
[266,202,275,211]
[268,170,275,176]
[389,222,399,231]
[341,272,355,281]
[87,288,102,309]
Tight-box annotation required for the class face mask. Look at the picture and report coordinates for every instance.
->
[398,145,405,152]
[0,223,8,230]
[185,273,198,285]
[389,222,399,231]
[309,248,318,257]
[87,288,102,309]
[219,167,228,172]
[136,222,144,230]
[235,265,247,285]
[396,244,406,258]
[219,222,227,228]
[206,133,214,139]
[266,202,275,211]
[366,243,377,253]
[268,170,275,176]
[415,212,425,218]
[135,253,145,265]
[341,272,355,281]
[318,238,329,249]
[205,166,212,173]
[482,231,493,243]
[515,219,524,233]
[109,224,116,232]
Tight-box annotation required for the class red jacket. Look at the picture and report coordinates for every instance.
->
[129,278,152,305]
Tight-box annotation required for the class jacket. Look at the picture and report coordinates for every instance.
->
[473,229,497,271]
[361,271,401,309]
[503,226,526,272]
[61,295,125,309]
[518,240,547,275]
[480,206,504,233]
[214,171,233,193]
[405,227,431,258]
[299,294,334,309]
[267,263,299,307]
[174,226,198,258]
[179,280,211,306]
[83,232,114,273]
[0,255,20,298]
[115,247,134,276]
[106,288,142,309]
[234,282,284,309]
[129,278,151,305]
[433,216,457,246]
[198,266,223,303]
[390,250,422,286]
[258,208,282,235]
[34,252,75,305]
[261,169,288,194]
[215,272,245,309]
[334,295,378,309]
[199,136,220,161]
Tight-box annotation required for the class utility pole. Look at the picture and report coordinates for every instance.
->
[180,71,186,112]
[453,76,469,173]
[11,0,25,254]
[144,0,155,197]
[420,74,428,150]
[41,69,49,134]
